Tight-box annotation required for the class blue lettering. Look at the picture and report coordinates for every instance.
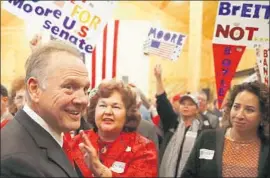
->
[176,34,185,46]
[23,4,32,13]
[222,68,229,76]
[164,33,171,41]
[253,5,261,18]
[170,34,177,43]
[63,16,76,30]
[241,4,252,18]
[148,28,156,38]
[218,2,269,20]
[53,10,62,19]
[85,44,93,53]
[59,30,69,40]
[35,6,44,15]
[224,47,231,55]
[51,26,59,35]
[43,20,51,29]
[232,6,241,15]
[218,87,225,96]
[157,30,163,39]
[8,0,24,8]
[222,59,231,67]
[219,2,231,15]
[261,5,270,19]
[69,36,78,45]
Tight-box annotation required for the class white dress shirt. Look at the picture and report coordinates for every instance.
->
[23,104,63,147]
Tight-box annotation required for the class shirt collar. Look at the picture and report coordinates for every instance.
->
[23,104,63,147]
[203,110,208,115]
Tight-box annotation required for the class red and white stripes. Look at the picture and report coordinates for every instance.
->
[90,20,119,88]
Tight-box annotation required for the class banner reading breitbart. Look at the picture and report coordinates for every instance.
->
[212,1,269,108]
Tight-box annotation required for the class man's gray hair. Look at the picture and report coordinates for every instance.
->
[25,40,82,89]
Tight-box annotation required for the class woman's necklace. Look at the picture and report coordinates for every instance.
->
[97,138,111,163]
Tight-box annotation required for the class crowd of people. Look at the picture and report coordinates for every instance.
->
[1,37,269,177]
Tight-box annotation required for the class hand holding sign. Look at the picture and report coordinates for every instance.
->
[29,34,42,52]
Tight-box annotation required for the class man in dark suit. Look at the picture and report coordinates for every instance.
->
[1,40,90,177]
[137,118,159,150]
[197,91,219,129]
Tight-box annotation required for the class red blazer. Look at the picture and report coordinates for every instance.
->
[65,130,158,177]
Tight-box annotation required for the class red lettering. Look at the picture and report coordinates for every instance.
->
[215,24,229,38]
[215,25,259,41]
[245,27,259,40]
[264,49,269,58]
[230,27,244,40]
[263,67,268,75]
[263,58,268,66]
[264,77,268,85]
[78,25,89,38]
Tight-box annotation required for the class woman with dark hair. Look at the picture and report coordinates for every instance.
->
[67,80,158,177]
[181,81,269,178]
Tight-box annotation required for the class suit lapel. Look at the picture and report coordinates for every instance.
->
[15,110,78,178]
[258,140,269,177]
[46,147,77,177]
[215,128,226,178]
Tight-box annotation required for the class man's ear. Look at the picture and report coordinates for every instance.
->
[27,77,42,103]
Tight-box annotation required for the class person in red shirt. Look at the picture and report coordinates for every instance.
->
[1,84,13,129]
[67,80,158,177]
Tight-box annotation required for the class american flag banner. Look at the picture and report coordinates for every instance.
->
[86,20,151,94]
[143,27,187,61]
[88,20,119,88]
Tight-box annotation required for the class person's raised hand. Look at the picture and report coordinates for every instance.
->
[29,34,42,52]
[154,64,162,80]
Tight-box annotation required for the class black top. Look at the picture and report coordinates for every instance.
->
[181,128,269,178]
[156,92,211,163]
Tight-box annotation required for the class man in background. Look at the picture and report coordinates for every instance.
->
[1,84,13,128]
[197,90,219,129]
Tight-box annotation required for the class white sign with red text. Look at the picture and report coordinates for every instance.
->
[213,1,269,47]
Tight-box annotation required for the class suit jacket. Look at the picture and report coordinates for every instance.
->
[0,119,10,129]
[181,128,269,178]
[67,130,158,177]
[199,111,219,129]
[205,111,219,128]
[137,119,159,150]
[1,110,78,177]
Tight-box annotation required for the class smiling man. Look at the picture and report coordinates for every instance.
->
[1,40,90,177]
